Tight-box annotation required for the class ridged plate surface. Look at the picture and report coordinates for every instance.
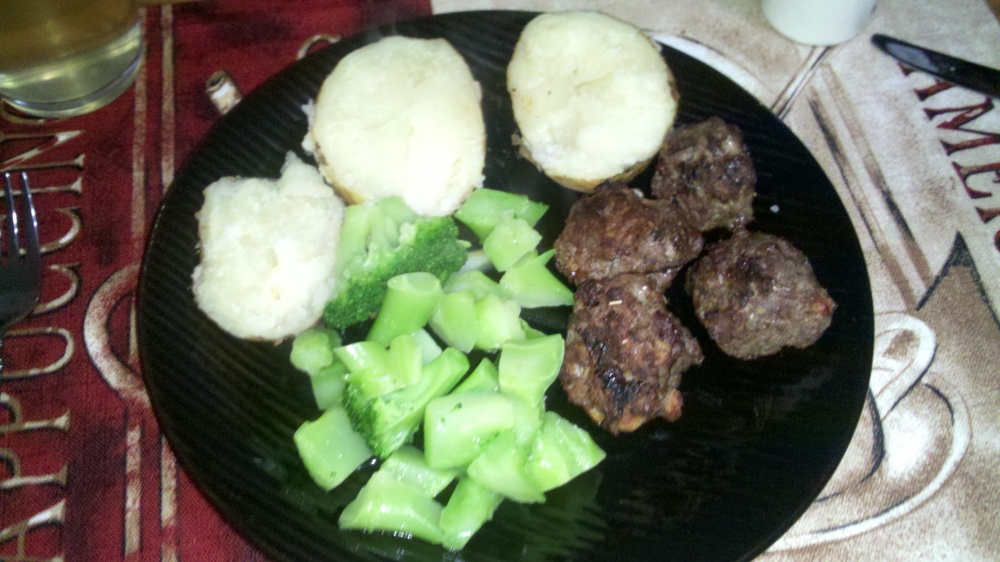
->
[137,10,874,562]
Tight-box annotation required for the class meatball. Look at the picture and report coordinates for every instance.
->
[687,229,836,359]
[554,182,704,285]
[560,273,704,434]
[651,117,756,232]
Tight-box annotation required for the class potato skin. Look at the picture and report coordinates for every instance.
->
[545,153,659,194]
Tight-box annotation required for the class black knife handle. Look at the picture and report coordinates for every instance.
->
[872,33,1000,98]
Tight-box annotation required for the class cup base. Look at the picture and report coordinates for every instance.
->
[0,20,144,118]
[3,53,143,119]
[762,0,876,46]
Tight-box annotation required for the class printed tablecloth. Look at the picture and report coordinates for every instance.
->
[2,0,998,559]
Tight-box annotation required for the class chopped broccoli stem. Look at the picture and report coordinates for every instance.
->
[519,319,547,340]
[367,272,443,346]
[335,340,393,375]
[346,347,470,459]
[412,328,443,364]
[525,412,606,492]
[500,249,574,309]
[454,188,548,241]
[459,248,493,273]
[294,406,372,491]
[424,391,515,470]
[380,445,457,497]
[482,216,542,272]
[388,332,423,383]
[335,341,403,399]
[338,470,444,545]
[440,476,504,550]
[324,197,469,330]
[290,328,350,408]
[498,334,564,406]
[508,395,544,447]
[335,205,375,277]
[442,270,509,300]
[466,432,544,503]
[338,197,417,274]
[335,334,424,400]
[452,358,499,395]
[290,328,342,376]
[429,290,479,353]
[474,293,525,351]
[311,361,348,410]
[370,196,417,246]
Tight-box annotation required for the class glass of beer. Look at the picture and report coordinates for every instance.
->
[0,0,145,118]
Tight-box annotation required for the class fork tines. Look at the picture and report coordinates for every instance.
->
[2,172,39,265]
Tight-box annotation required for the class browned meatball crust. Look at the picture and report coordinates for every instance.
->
[651,117,756,232]
[560,273,704,434]
[554,182,704,286]
[687,229,836,359]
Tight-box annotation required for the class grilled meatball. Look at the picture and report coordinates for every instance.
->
[651,117,756,232]
[687,229,835,359]
[554,182,703,286]
[560,273,704,434]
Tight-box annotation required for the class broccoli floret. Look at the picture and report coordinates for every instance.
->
[324,197,470,330]
[345,347,470,459]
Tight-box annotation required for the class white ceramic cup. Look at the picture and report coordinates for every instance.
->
[762,0,877,46]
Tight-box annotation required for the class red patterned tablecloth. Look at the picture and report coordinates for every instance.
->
[1,2,429,560]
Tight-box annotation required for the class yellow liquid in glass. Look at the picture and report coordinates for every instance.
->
[0,0,143,116]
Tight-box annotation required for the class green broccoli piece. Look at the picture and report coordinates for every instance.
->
[324,196,470,330]
[294,406,372,491]
[454,187,548,241]
[345,347,470,459]
[338,470,445,545]
[289,327,342,376]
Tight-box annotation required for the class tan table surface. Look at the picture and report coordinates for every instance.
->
[431,0,1000,560]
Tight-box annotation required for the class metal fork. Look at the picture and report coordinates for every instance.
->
[1,172,41,358]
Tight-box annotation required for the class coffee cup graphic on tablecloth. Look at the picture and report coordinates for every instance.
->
[769,312,970,550]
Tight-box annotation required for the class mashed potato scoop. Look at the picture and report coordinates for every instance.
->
[192,153,345,341]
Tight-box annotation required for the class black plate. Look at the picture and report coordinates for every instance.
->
[137,10,873,562]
